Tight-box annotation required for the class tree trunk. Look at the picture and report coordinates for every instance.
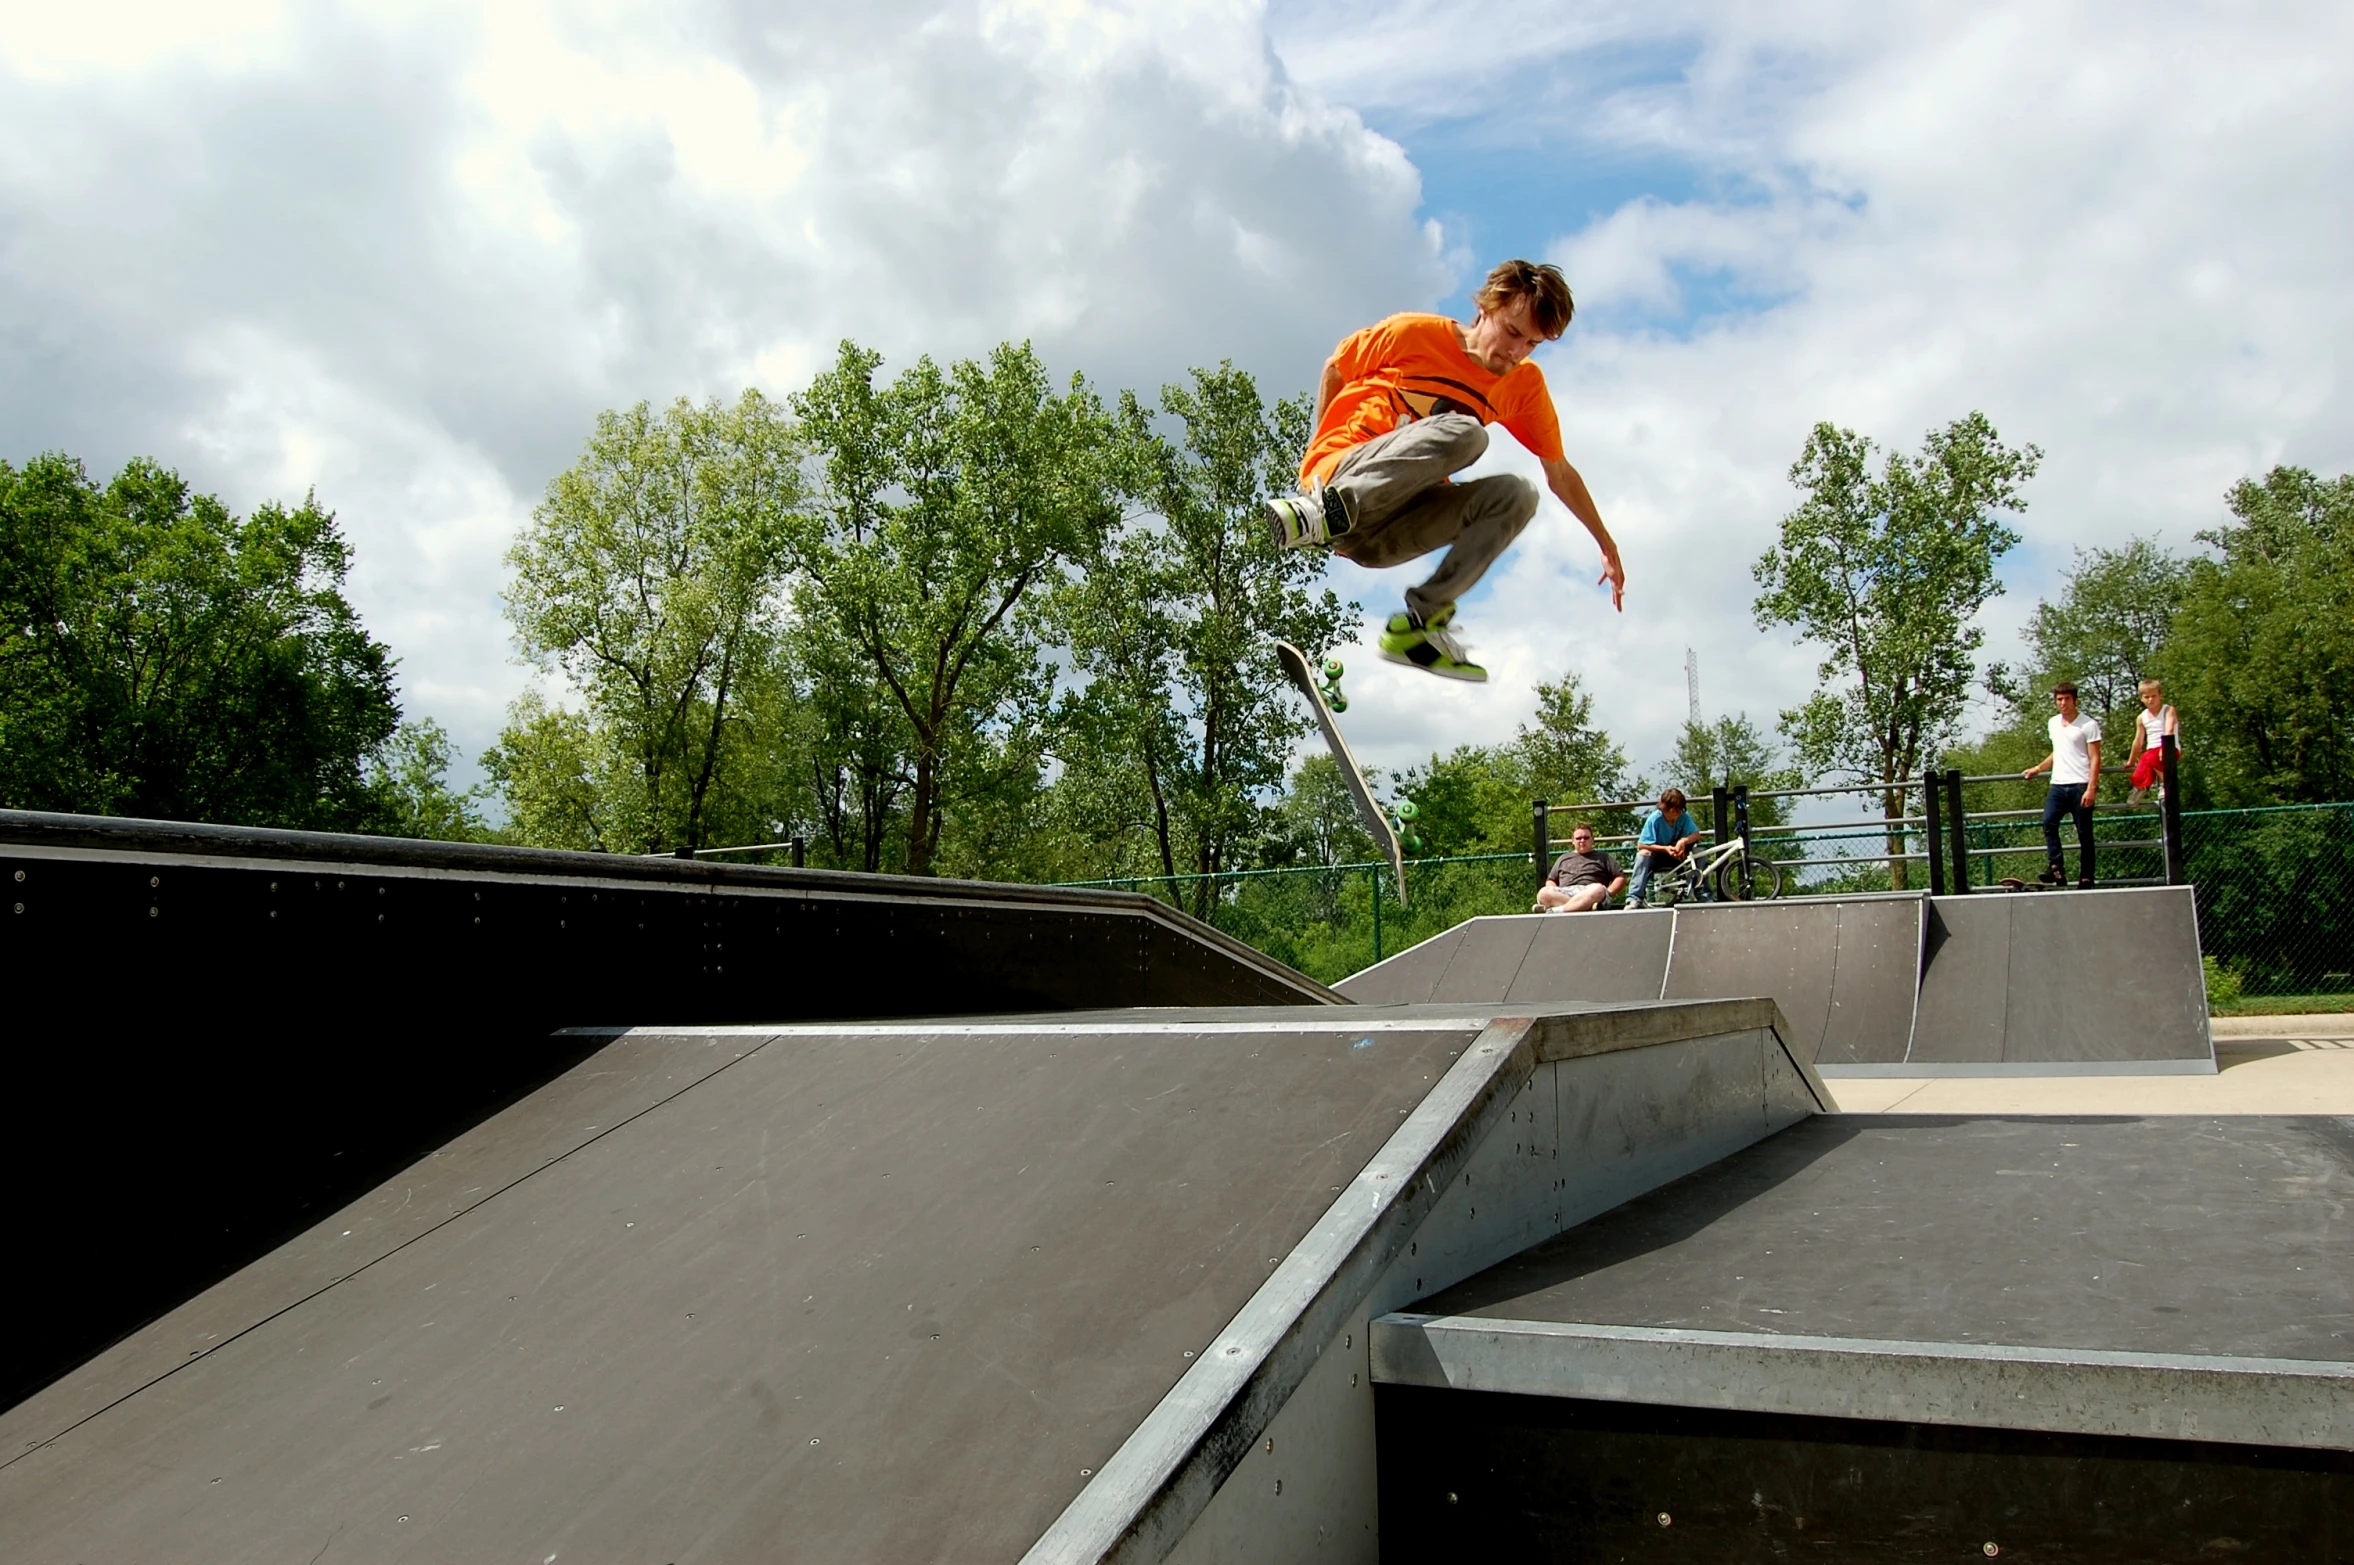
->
[1882,783,1910,891]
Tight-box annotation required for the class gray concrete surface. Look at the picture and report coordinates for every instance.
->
[1375,1114,2354,1450]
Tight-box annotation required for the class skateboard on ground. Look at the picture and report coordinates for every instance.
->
[1999,876,2057,892]
[1274,640,1412,908]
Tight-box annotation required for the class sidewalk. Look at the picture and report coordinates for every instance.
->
[1830,1014,2354,1115]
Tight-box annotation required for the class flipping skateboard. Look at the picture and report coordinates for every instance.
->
[1274,641,1413,908]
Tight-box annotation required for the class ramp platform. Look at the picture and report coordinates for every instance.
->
[1373,1113,2354,1557]
[0,1000,1824,1563]
[1343,887,2216,1076]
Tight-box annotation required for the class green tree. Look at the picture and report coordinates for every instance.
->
[2010,538,2189,720]
[1659,712,1802,835]
[502,391,799,853]
[791,341,1114,877]
[1054,364,1352,914]
[1754,414,2039,885]
[0,453,400,828]
[480,691,611,851]
[2157,465,2354,804]
[1390,671,1629,855]
[368,718,492,841]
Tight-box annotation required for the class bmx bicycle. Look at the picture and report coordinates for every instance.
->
[1631,832,1783,907]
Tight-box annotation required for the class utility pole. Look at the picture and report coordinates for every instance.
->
[1685,648,1700,727]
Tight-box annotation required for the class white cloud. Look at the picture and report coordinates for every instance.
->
[1273,0,2354,813]
[7,0,2347,840]
[0,0,1444,771]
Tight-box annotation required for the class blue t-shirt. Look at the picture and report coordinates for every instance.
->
[1639,809,1699,849]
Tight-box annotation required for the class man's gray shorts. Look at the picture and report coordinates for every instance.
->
[1324,413,1538,622]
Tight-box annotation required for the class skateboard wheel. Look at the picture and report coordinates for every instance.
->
[1404,835,1424,854]
[1394,798,1419,821]
[1321,657,1344,680]
[1327,692,1348,712]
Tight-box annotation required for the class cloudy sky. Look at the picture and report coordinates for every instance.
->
[5,0,2349,808]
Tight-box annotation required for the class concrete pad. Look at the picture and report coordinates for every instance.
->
[1828,1041,2354,1115]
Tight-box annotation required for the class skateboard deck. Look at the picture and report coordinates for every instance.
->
[1274,640,1406,908]
[1999,876,2053,892]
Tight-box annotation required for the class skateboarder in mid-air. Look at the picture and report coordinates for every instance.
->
[1265,259,1625,683]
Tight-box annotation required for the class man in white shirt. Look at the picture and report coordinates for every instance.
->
[2022,681,2103,888]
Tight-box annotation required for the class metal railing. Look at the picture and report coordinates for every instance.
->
[1533,737,2189,898]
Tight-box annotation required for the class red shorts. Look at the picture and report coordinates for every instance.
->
[2131,748,2165,789]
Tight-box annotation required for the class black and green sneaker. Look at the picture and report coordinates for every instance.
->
[1263,483,1354,551]
[1377,606,1487,682]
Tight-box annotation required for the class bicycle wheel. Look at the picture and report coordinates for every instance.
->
[1715,854,1784,901]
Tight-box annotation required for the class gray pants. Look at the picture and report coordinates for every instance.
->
[1324,414,1538,623]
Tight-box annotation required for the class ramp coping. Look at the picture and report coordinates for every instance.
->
[1368,1314,2354,1452]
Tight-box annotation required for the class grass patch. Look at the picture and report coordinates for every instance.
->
[2210,993,2354,1017]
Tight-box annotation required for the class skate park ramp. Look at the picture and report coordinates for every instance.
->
[1661,895,1924,1070]
[1372,1113,2354,1557]
[1344,886,2215,1075]
[0,999,1825,1563]
[1338,908,1674,1007]
[0,808,1336,1412]
[1910,887,2214,1071]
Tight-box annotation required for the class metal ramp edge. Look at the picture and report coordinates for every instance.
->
[1022,999,1827,1564]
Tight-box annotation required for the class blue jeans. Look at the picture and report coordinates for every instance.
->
[1628,849,1682,904]
[2041,783,2095,884]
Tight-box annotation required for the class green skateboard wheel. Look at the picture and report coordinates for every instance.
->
[1321,657,1344,681]
[1404,834,1424,854]
[1394,798,1419,821]
[1327,691,1348,712]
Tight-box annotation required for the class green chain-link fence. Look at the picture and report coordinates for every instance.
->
[1056,802,2354,1001]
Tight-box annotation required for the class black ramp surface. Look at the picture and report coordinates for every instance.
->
[1428,916,1540,1003]
[1335,923,1466,1004]
[1910,896,2012,1064]
[0,1017,1487,1563]
[2004,887,2210,1064]
[1506,909,1674,1004]
[1817,896,1924,1067]
[1414,1115,2354,1360]
[1662,901,1844,1060]
[0,1029,763,1454]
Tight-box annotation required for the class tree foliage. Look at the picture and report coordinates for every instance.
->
[1754,414,2038,881]
[2157,466,2354,804]
[501,391,799,853]
[1054,364,1351,913]
[790,341,1115,876]
[0,453,400,828]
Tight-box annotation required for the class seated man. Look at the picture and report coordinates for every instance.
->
[1626,788,1704,907]
[1535,823,1626,913]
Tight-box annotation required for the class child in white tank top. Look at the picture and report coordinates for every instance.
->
[2129,678,2179,801]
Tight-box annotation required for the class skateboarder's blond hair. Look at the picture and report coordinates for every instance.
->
[1472,260,1575,339]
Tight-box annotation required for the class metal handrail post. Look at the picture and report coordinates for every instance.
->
[1923,769,1946,896]
[1733,785,1752,896]
[2160,737,2185,885]
[1713,784,1732,847]
[1945,768,1971,892]
[1532,799,1549,881]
